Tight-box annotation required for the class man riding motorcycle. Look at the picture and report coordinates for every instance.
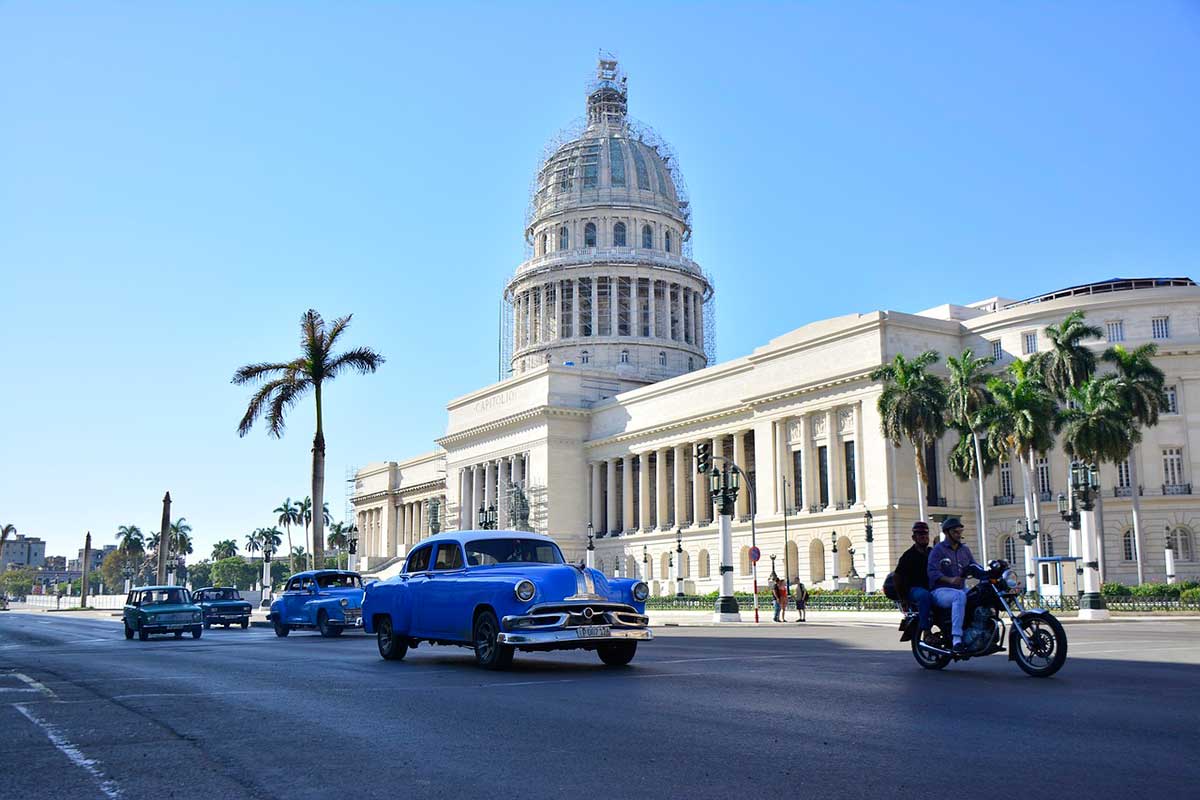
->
[927,517,974,652]
[893,521,932,632]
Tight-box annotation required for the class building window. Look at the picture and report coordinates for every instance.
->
[1163,447,1185,486]
[1117,457,1131,489]
[561,280,574,338]
[1040,533,1055,558]
[817,446,829,509]
[698,549,710,578]
[1022,331,1038,355]
[791,450,803,510]
[1106,320,1125,342]
[1000,460,1013,498]
[539,232,547,256]
[658,351,666,366]
[687,356,694,371]
[844,441,857,505]
[613,222,626,247]
[1152,316,1170,339]
[596,277,611,336]
[1168,527,1195,561]
[559,226,569,250]
[584,222,597,248]
[1037,455,1051,496]
[580,350,590,364]
[1165,385,1178,414]
[1002,535,1017,563]
[631,143,650,190]
[608,137,625,187]
[619,349,629,364]
[642,224,653,249]
[665,230,673,253]
[991,340,1002,362]
[1122,529,1137,562]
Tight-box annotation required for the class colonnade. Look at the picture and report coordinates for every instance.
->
[458,453,529,530]
[356,495,446,561]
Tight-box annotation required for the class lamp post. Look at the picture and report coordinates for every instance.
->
[1016,517,1039,597]
[478,504,498,531]
[122,565,134,595]
[586,523,595,569]
[781,475,792,592]
[863,510,876,593]
[769,554,777,577]
[1070,461,1108,619]
[709,462,743,622]
[830,532,839,588]
[642,545,649,585]
[675,528,685,597]
[1165,525,1177,585]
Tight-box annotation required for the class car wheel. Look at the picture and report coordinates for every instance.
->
[123,623,134,640]
[376,616,408,661]
[203,620,211,629]
[473,610,514,670]
[241,619,249,630]
[138,627,149,642]
[317,611,343,638]
[273,619,290,638]
[191,627,202,640]
[174,631,183,639]
[597,641,637,667]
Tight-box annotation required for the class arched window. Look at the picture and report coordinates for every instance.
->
[698,549,710,578]
[687,356,694,371]
[739,546,751,576]
[1002,535,1017,564]
[609,138,626,187]
[660,552,670,580]
[619,349,629,364]
[580,350,590,364]
[540,232,547,256]
[665,230,673,253]
[1169,527,1195,561]
[1123,529,1138,561]
[642,225,653,249]
[584,222,597,247]
[658,351,666,366]
[613,222,626,247]
[626,555,637,577]
[809,539,826,583]
[837,536,853,577]
[645,558,652,580]
[559,226,569,250]
[785,540,799,583]
[679,550,690,579]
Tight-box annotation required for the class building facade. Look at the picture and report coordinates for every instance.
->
[1,534,46,570]
[352,60,1200,590]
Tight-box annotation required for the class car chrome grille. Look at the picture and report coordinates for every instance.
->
[342,609,362,624]
[157,613,194,623]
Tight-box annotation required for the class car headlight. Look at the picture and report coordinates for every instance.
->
[340,598,349,607]
[514,580,536,602]
[632,582,649,602]
[1002,569,1019,589]
[193,613,201,621]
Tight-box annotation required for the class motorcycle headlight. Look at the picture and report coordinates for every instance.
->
[1002,569,1019,589]
[340,598,349,607]
[632,581,649,603]
[514,580,536,602]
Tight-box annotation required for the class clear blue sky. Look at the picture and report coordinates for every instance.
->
[2,2,1197,563]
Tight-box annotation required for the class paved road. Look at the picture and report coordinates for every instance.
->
[2,612,1197,800]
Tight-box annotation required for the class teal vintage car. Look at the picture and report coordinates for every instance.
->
[123,586,204,641]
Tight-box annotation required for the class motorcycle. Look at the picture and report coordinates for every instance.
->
[899,559,1068,678]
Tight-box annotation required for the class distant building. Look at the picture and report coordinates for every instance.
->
[67,544,116,573]
[43,555,66,571]
[1,534,46,569]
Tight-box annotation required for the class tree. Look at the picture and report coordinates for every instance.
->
[945,348,996,558]
[100,548,141,592]
[1102,343,1167,583]
[116,524,145,556]
[261,527,283,557]
[327,521,350,569]
[211,539,239,560]
[1042,311,1104,399]
[234,310,385,568]
[869,351,947,522]
[290,545,307,565]
[1,567,35,599]
[188,560,213,589]
[210,557,257,590]
[299,497,313,569]
[245,529,263,557]
[1060,378,1138,467]
[274,498,301,575]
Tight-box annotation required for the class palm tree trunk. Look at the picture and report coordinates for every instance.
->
[1028,450,1043,553]
[311,384,326,569]
[285,523,295,575]
[1128,452,1145,584]
[972,432,988,562]
[912,446,928,523]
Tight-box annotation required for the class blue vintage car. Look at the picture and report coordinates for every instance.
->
[361,530,652,669]
[192,586,252,629]
[268,570,364,638]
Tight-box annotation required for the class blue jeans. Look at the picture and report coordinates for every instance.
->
[908,587,932,631]
[772,599,782,621]
[932,587,967,642]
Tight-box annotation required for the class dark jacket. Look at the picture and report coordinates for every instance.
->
[895,544,931,600]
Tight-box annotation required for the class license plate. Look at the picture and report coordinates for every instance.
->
[577,625,611,638]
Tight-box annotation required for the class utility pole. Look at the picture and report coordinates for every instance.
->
[80,532,92,608]
[156,491,171,585]
[699,441,742,623]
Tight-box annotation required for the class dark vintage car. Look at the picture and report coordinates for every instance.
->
[361,531,652,669]
[192,586,253,629]
[123,586,203,641]
[268,570,365,637]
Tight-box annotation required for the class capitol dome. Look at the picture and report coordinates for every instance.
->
[505,57,712,383]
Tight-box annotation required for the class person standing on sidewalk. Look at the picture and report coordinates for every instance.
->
[771,575,788,622]
[794,580,808,622]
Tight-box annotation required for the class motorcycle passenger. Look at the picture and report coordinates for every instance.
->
[894,521,932,631]
[927,517,975,652]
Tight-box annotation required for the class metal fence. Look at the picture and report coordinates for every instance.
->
[15,594,127,610]
[646,593,1200,613]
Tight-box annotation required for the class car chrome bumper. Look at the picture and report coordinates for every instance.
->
[496,628,653,645]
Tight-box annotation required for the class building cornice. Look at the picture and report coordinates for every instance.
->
[437,404,590,447]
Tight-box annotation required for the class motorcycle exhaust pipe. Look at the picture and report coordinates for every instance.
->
[917,640,952,656]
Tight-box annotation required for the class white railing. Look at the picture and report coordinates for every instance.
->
[512,248,702,281]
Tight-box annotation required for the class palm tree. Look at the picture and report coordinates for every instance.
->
[1042,311,1104,398]
[290,545,307,565]
[211,540,239,560]
[116,524,145,556]
[234,310,385,568]
[299,497,313,568]
[274,498,301,575]
[1,523,14,552]
[1103,343,1167,583]
[945,348,996,559]
[260,527,283,558]
[245,529,263,557]
[870,351,947,522]
[327,522,350,569]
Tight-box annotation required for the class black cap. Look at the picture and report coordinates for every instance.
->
[912,521,929,534]
[941,517,964,533]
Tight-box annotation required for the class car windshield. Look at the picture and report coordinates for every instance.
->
[466,538,564,566]
[209,589,240,601]
[142,588,189,605]
[315,573,361,589]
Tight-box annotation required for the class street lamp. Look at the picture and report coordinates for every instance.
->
[1165,524,1177,585]
[642,544,649,584]
[830,532,839,587]
[769,553,777,577]
[675,528,685,598]
[1068,460,1107,619]
[1016,517,1039,596]
[478,504,498,530]
[586,523,595,569]
[708,463,743,622]
[863,509,876,593]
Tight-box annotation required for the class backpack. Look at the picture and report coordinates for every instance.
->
[882,572,900,602]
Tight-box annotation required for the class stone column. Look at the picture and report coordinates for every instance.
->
[798,415,811,512]
[571,279,580,341]
[774,420,788,514]
[673,444,688,526]
[622,454,634,532]
[854,402,866,506]
[591,277,599,338]
[825,409,838,509]
[710,435,723,520]
[655,447,670,529]
[606,458,618,534]
[751,419,776,519]
[590,462,602,533]
[733,430,749,518]
[693,290,702,348]
[692,442,707,525]
[610,275,620,338]
[631,276,640,337]
[649,279,657,338]
[485,461,497,509]
[473,465,485,526]
[497,459,510,528]
[639,451,653,531]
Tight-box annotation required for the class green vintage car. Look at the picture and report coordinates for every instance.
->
[123,586,204,641]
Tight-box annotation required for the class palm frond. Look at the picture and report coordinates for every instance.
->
[326,346,385,380]
[265,378,312,438]
[231,361,296,386]
[237,376,293,437]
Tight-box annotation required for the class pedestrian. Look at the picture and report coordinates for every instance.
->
[771,575,787,622]
[794,580,807,622]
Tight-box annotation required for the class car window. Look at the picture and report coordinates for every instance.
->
[285,578,301,592]
[432,543,464,571]
[126,592,136,605]
[405,546,433,573]
[300,578,315,592]
[214,588,241,600]
[143,588,189,605]
[466,538,565,566]
[315,573,361,589]
[194,591,206,601]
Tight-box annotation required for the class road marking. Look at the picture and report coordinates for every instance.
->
[14,703,123,799]
[654,654,803,665]
[1075,644,1200,656]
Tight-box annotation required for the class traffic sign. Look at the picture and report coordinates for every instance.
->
[748,546,761,563]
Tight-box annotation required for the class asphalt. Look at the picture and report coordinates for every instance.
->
[1,611,1198,800]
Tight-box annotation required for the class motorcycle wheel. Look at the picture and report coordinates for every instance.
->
[911,627,951,670]
[1013,614,1067,678]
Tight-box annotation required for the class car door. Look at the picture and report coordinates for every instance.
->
[282,577,305,623]
[422,543,467,638]
[402,545,434,637]
[298,577,318,623]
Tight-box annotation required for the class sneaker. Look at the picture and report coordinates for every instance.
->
[952,641,967,654]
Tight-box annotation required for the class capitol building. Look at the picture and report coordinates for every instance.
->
[352,58,1200,593]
